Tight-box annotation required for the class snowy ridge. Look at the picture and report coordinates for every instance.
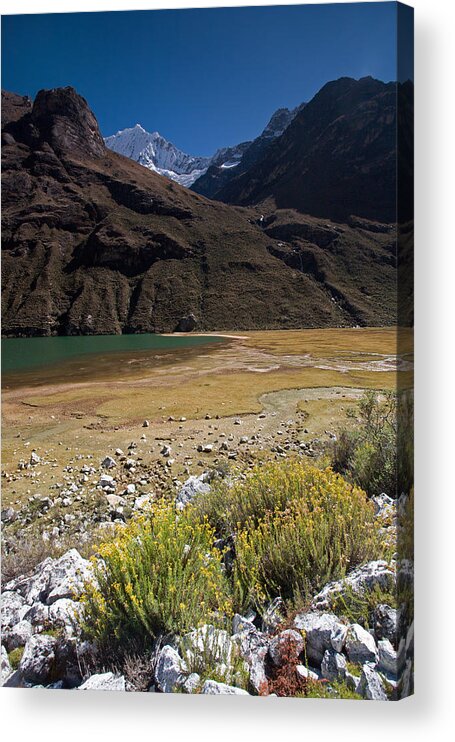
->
[104,104,305,188]
[104,124,211,186]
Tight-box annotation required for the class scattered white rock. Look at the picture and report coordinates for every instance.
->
[296,664,319,681]
[357,662,388,700]
[78,672,126,691]
[345,624,378,665]
[293,612,346,666]
[371,493,395,519]
[175,473,210,511]
[182,672,200,693]
[3,619,33,652]
[101,456,116,469]
[311,561,396,611]
[1,645,13,685]
[154,645,187,693]
[232,615,269,694]
[99,473,115,489]
[5,549,93,606]
[200,680,249,695]
[19,634,58,684]
[321,648,346,682]
[134,494,153,510]
[262,597,284,633]
[377,638,397,676]
[182,625,233,669]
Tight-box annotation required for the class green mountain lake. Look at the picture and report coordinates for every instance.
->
[1,334,227,387]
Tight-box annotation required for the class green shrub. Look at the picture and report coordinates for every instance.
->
[303,679,362,700]
[332,390,405,497]
[8,646,25,670]
[188,468,292,537]
[328,583,397,629]
[228,463,383,613]
[81,501,232,661]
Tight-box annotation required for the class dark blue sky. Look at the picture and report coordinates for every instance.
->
[2,3,400,156]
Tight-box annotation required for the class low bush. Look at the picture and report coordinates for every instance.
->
[81,500,232,661]
[328,583,397,629]
[303,679,362,700]
[188,465,294,537]
[8,646,25,670]
[229,463,383,613]
[332,390,402,497]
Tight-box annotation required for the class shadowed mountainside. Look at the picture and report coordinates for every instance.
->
[206,77,410,224]
[2,87,397,337]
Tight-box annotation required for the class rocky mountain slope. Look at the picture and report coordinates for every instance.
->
[2,87,397,337]
[191,105,303,199]
[207,77,408,224]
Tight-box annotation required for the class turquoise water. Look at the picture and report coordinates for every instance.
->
[1,333,225,377]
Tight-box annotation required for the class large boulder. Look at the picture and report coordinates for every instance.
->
[22,602,50,630]
[154,645,187,693]
[19,635,58,685]
[345,624,378,665]
[5,549,93,605]
[1,590,28,630]
[321,648,347,682]
[48,598,82,637]
[311,561,396,612]
[78,672,126,691]
[1,645,13,685]
[377,638,397,676]
[373,603,397,644]
[175,313,198,332]
[399,658,413,699]
[200,679,249,695]
[232,615,269,694]
[293,612,347,666]
[19,634,81,687]
[3,619,33,652]
[175,474,210,511]
[357,662,388,700]
[101,456,116,469]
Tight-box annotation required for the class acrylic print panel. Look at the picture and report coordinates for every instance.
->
[1,2,414,699]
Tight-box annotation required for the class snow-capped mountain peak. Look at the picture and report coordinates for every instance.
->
[104,125,211,187]
[104,103,305,189]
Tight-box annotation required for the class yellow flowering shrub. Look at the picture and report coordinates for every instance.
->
[230,462,384,613]
[81,500,232,659]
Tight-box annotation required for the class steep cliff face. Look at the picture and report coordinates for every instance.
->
[191,105,304,199]
[1,86,397,337]
[207,77,405,224]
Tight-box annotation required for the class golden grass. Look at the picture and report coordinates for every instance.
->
[243,327,407,357]
[22,366,399,424]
